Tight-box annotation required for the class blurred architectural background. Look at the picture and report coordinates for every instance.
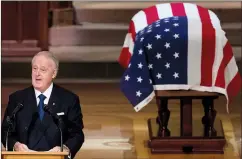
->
[2,1,242,83]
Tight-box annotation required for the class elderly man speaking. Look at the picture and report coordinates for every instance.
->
[1,51,84,159]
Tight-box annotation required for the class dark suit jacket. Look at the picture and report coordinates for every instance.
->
[1,84,84,158]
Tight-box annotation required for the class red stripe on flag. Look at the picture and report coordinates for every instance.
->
[170,3,186,16]
[128,21,136,42]
[118,48,131,68]
[215,42,233,88]
[226,72,242,104]
[197,6,215,87]
[143,6,159,25]
[119,21,135,68]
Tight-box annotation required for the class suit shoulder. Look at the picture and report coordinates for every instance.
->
[9,86,32,99]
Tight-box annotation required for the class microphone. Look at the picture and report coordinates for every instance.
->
[7,103,24,122]
[43,104,64,152]
[6,103,24,151]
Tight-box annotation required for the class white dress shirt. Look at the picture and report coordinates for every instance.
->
[34,83,53,106]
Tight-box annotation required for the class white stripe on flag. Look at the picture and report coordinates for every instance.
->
[208,10,222,30]
[128,37,135,55]
[212,31,227,86]
[122,33,135,55]
[156,3,173,19]
[123,33,131,47]
[225,56,238,88]
[132,11,148,33]
[185,3,202,85]
[184,3,201,19]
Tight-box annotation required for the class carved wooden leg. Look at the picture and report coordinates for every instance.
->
[156,98,170,137]
[180,98,192,136]
[202,97,217,137]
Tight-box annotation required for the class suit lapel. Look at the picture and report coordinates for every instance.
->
[25,86,39,129]
[26,86,38,114]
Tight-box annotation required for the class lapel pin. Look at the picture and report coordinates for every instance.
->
[53,103,55,106]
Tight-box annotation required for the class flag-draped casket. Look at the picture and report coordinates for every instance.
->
[118,3,222,68]
[119,3,241,112]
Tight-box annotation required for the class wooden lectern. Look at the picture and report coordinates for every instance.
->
[148,90,226,154]
[1,151,69,159]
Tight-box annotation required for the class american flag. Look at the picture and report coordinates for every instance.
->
[120,16,241,112]
[118,3,222,68]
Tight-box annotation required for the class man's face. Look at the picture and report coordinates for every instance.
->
[31,55,57,92]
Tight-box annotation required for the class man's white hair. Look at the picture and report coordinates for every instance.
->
[32,51,59,72]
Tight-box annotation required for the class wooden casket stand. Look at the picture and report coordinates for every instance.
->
[148,90,226,154]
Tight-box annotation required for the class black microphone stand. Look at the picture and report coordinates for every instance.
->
[5,103,23,151]
[57,119,63,152]
[44,105,63,152]
[5,115,15,151]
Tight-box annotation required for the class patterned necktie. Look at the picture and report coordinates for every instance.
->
[38,94,46,121]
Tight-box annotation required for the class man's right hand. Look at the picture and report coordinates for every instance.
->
[13,142,29,151]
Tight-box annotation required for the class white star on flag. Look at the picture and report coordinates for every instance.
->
[164,42,170,49]
[146,43,152,50]
[173,34,179,39]
[138,49,143,55]
[164,28,170,32]
[148,64,153,69]
[137,76,143,83]
[138,62,143,69]
[125,75,130,81]
[165,63,170,69]
[156,73,162,79]
[136,91,142,97]
[173,52,179,58]
[155,34,161,40]
[173,72,179,79]
[140,37,144,42]
[173,23,179,27]
[156,53,162,59]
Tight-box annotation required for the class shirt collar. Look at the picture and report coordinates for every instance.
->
[34,83,53,99]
